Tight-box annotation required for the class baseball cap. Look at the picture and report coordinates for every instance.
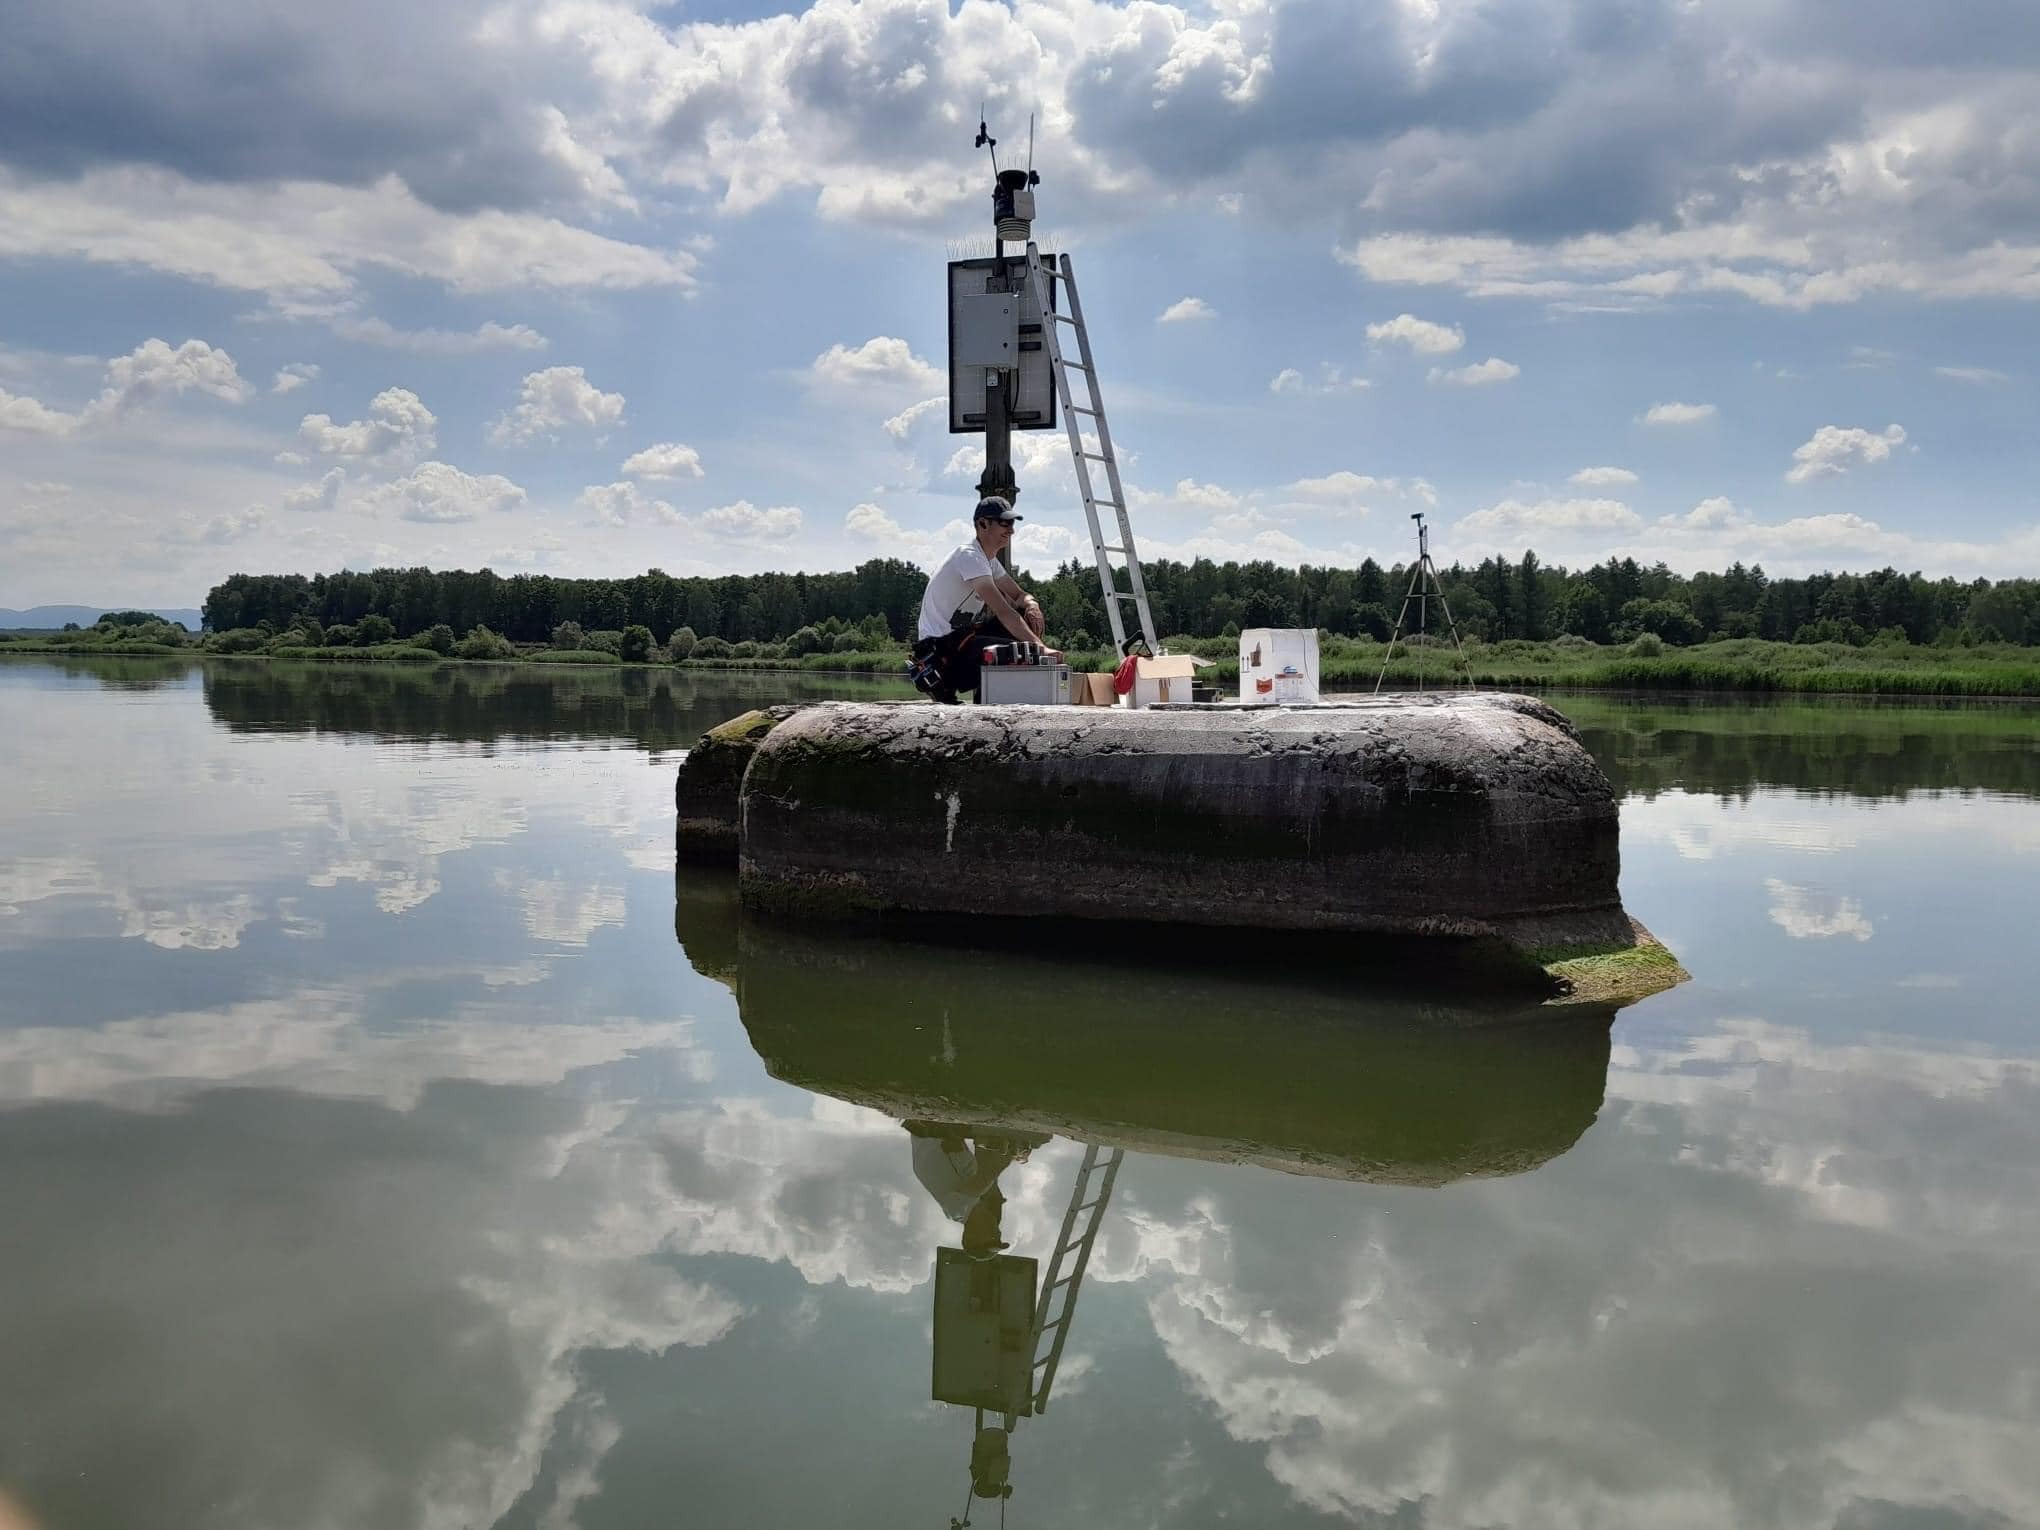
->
[974,496,1023,523]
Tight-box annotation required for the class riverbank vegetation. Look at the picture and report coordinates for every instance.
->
[6,558,2040,696]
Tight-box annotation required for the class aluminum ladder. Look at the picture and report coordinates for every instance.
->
[1024,245,1158,654]
[1009,1142,1124,1426]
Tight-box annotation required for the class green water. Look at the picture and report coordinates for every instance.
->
[2,657,2037,1529]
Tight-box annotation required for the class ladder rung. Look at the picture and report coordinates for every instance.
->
[1051,311,1080,324]
[1068,404,1098,416]
[1085,497,1122,509]
[1079,450,1111,462]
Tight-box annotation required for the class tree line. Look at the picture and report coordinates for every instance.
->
[202,554,2040,650]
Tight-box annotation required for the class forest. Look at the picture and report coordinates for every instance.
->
[193,554,2040,650]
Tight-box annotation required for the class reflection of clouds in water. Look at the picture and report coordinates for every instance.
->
[115,890,262,950]
[1118,1017,2040,1528]
[0,1085,742,1530]
[0,992,704,1110]
[0,856,101,917]
[500,872,629,947]
[1627,790,2040,861]
[650,1100,1073,1294]
[1764,879,1873,941]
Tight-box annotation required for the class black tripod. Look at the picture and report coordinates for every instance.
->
[1373,512,1474,693]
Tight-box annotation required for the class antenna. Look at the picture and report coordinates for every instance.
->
[975,104,999,175]
[1026,113,1035,181]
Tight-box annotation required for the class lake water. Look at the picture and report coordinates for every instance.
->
[3,656,2037,1530]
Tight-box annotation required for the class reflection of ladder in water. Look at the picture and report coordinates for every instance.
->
[1024,245,1159,655]
[1012,1143,1124,1426]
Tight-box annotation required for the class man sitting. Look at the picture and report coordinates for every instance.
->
[911,496,1051,703]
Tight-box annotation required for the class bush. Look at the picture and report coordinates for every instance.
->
[692,635,733,659]
[730,640,759,659]
[1552,632,1595,650]
[455,624,518,660]
[324,624,355,647]
[209,627,268,654]
[1627,632,1666,658]
[619,624,655,661]
[829,631,861,653]
[667,626,698,661]
[416,623,456,655]
[538,647,621,664]
[753,641,786,660]
[550,620,585,651]
[782,624,825,658]
[353,613,396,645]
[583,629,622,655]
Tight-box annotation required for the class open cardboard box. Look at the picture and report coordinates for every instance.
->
[1125,653,1212,708]
[1069,671,1117,706]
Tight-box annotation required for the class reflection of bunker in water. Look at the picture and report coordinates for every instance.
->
[677,873,1616,1187]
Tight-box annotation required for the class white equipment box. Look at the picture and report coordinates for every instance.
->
[1239,628,1321,704]
[979,665,1071,705]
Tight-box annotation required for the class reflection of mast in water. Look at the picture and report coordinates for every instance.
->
[914,1123,1123,1524]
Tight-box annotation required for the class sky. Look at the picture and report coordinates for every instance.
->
[2,0,2038,609]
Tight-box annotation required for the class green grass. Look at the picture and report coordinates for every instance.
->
[529,647,624,664]
[1033,635,2040,698]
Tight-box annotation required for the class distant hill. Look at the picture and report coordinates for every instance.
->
[0,605,203,631]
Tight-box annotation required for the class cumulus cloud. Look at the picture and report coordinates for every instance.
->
[178,505,266,544]
[1287,471,1390,500]
[882,395,945,439]
[1158,297,1214,323]
[1569,466,1638,487]
[845,503,906,541]
[699,500,802,542]
[1366,314,1464,355]
[1429,357,1519,386]
[298,387,437,464]
[272,363,319,394]
[280,468,345,514]
[577,481,681,528]
[807,337,943,395]
[332,317,547,354]
[0,337,252,436]
[1642,401,1717,425]
[488,367,625,446]
[0,387,77,436]
[361,462,526,523]
[1267,364,1371,397]
[1785,424,1907,484]
[1456,497,1640,540]
[620,442,703,480]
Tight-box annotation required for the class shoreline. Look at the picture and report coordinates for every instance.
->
[8,645,2040,701]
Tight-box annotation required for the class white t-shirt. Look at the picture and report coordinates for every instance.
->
[918,540,1003,641]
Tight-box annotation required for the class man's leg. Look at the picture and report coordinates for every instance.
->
[934,619,998,701]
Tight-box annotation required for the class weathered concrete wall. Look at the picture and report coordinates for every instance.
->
[675,705,808,864]
[736,694,1636,955]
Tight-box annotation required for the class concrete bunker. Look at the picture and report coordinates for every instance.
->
[676,693,1685,1001]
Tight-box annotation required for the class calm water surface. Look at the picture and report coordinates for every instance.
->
[3,657,2037,1529]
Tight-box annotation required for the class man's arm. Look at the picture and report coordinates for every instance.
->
[991,573,1045,637]
[967,576,1045,644]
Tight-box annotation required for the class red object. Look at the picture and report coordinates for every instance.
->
[1113,654,1139,695]
[1255,677,1274,694]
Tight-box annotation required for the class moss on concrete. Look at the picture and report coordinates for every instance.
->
[1533,926,1689,1005]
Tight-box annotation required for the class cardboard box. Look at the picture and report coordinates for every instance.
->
[1069,671,1117,706]
[1124,654,1210,709]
